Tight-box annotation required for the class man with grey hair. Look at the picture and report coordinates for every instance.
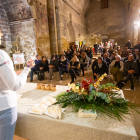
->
[124,55,138,90]
[92,57,108,79]
[126,40,131,49]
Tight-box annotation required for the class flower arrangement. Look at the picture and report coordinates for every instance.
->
[55,74,140,121]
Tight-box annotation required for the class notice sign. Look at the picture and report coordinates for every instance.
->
[13,53,25,64]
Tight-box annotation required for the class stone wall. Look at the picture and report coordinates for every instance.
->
[1,0,36,62]
[0,0,12,51]
[59,0,90,50]
[9,20,36,62]
[124,0,140,46]
[86,0,126,47]
[30,0,51,58]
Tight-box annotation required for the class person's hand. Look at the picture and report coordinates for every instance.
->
[128,70,133,74]
[71,66,75,68]
[27,59,35,68]
[94,73,97,76]
[49,65,54,68]
[129,70,135,74]
[40,67,43,70]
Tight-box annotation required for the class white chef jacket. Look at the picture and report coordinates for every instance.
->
[0,49,30,111]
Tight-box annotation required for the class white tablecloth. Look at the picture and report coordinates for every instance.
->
[15,83,138,140]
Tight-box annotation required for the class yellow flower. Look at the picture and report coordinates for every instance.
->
[74,86,79,92]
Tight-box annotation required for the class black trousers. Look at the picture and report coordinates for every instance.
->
[80,64,87,76]
[125,73,134,87]
[69,68,77,83]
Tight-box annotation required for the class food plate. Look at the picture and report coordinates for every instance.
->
[40,97,57,107]
[28,103,48,115]
[44,105,65,119]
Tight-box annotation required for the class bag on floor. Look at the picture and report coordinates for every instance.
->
[38,74,44,81]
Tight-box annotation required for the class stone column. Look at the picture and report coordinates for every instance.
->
[138,27,140,42]
[55,0,62,55]
[47,0,58,55]
[134,26,138,46]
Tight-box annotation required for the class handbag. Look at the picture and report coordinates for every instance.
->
[38,73,44,81]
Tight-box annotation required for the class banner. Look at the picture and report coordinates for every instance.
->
[13,53,25,64]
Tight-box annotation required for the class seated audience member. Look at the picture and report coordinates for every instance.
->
[134,41,140,51]
[80,52,89,76]
[77,48,81,54]
[106,53,110,58]
[110,55,124,87]
[84,47,88,54]
[133,49,139,61]
[51,53,58,59]
[59,51,66,59]
[103,47,107,55]
[102,53,111,67]
[118,49,122,56]
[30,55,42,82]
[69,49,72,55]
[126,40,131,49]
[92,57,108,80]
[86,47,93,59]
[110,52,116,62]
[123,53,135,63]
[66,50,72,61]
[58,56,68,83]
[76,52,81,60]
[113,43,118,49]
[136,54,140,79]
[70,44,74,53]
[123,55,138,90]
[90,47,93,54]
[49,56,59,82]
[73,51,77,58]
[121,50,127,57]
[68,56,80,83]
[39,56,49,74]
[108,47,113,56]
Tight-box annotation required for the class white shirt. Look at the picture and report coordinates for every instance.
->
[0,49,30,111]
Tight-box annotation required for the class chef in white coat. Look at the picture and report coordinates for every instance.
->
[0,49,34,140]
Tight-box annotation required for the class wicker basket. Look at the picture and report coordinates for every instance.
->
[37,83,42,89]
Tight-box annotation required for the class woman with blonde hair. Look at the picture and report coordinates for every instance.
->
[68,56,80,83]
[80,52,89,76]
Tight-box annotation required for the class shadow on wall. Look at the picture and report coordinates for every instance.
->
[67,13,76,42]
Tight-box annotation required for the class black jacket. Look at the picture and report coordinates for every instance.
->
[94,44,99,50]
[59,59,68,70]
[40,60,49,72]
[66,53,72,61]
[50,59,59,71]
[126,42,131,49]
[134,44,140,51]
[92,59,108,74]
[124,60,138,76]
[86,50,93,58]
[113,45,118,49]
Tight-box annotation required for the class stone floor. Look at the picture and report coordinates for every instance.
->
[14,59,140,140]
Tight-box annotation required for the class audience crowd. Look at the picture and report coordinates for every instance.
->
[29,40,140,90]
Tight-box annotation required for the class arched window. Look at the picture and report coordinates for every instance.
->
[101,0,108,9]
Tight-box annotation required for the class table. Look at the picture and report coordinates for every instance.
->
[15,83,138,140]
